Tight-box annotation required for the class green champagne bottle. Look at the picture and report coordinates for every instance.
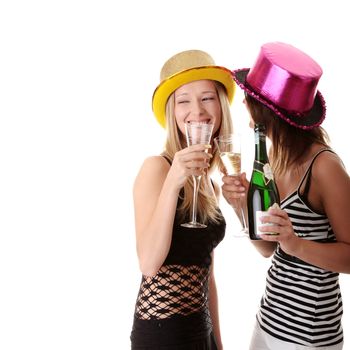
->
[247,124,280,240]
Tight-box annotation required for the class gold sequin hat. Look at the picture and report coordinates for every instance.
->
[152,50,235,128]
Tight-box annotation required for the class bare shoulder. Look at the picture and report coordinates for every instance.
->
[139,155,170,173]
[313,150,348,179]
[134,155,170,190]
[311,150,350,242]
[312,150,350,193]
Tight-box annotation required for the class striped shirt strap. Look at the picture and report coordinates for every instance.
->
[298,148,335,197]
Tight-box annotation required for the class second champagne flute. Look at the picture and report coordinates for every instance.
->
[181,121,214,229]
[214,134,249,237]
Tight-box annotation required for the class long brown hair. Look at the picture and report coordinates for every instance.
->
[245,94,330,175]
[162,82,233,223]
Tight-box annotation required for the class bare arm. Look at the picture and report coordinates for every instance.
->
[134,145,212,276]
[260,152,350,273]
[134,156,179,277]
[250,240,277,258]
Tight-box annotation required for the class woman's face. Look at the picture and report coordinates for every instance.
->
[174,80,222,136]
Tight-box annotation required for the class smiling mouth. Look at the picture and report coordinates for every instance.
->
[186,119,212,124]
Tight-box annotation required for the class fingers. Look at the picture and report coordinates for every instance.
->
[258,209,295,240]
[181,152,212,175]
[222,184,246,199]
[221,175,246,200]
[173,144,213,177]
[180,152,212,164]
[222,172,248,187]
[189,144,212,151]
[182,144,212,154]
[178,144,212,162]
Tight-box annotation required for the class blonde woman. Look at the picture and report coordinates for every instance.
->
[130,50,235,350]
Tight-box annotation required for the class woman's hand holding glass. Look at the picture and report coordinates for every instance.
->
[215,134,249,237]
[181,121,214,228]
[221,172,249,203]
[221,173,250,236]
[169,143,212,190]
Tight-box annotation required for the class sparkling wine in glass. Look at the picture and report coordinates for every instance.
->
[214,134,248,237]
[181,121,214,229]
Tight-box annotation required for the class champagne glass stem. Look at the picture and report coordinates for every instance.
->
[231,174,248,236]
[190,175,201,224]
[237,197,248,229]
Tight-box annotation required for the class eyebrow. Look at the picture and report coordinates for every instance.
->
[176,90,216,97]
[201,90,216,94]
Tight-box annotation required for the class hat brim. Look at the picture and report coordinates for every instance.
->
[152,66,235,128]
[233,69,326,130]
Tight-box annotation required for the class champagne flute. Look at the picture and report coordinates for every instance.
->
[181,121,214,229]
[214,134,249,237]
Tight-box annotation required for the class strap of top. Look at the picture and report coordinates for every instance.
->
[162,154,172,165]
[298,148,335,196]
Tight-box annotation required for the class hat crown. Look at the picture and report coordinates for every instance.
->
[160,50,215,81]
[247,42,323,114]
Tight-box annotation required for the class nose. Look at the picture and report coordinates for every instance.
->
[191,99,204,119]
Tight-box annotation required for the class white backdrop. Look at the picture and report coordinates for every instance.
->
[1,0,349,349]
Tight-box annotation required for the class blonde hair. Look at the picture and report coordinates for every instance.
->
[162,82,233,223]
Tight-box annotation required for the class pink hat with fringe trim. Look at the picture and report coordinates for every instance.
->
[233,42,326,129]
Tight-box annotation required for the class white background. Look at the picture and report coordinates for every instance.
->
[1,0,349,349]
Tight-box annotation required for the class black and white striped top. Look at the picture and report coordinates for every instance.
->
[257,149,343,347]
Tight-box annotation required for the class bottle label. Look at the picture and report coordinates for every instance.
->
[254,132,265,144]
[253,161,274,184]
[256,210,279,236]
[255,132,259,144]
[255,204,280,236]
[263,164,274,181]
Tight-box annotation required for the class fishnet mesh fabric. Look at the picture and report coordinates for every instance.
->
[135,264,210,320]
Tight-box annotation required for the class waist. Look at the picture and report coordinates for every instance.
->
[130,309,212,347]
[276,247,340,275]
[277,247,309,265]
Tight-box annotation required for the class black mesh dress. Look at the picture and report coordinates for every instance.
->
[130,189,226,349]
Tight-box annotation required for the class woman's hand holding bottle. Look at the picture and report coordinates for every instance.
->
[258,205,301,255]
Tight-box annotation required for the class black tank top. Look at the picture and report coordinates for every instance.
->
[134,187,226,320]
[131,157,226,347]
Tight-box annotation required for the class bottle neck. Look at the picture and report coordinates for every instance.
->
[254,124,269,163]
